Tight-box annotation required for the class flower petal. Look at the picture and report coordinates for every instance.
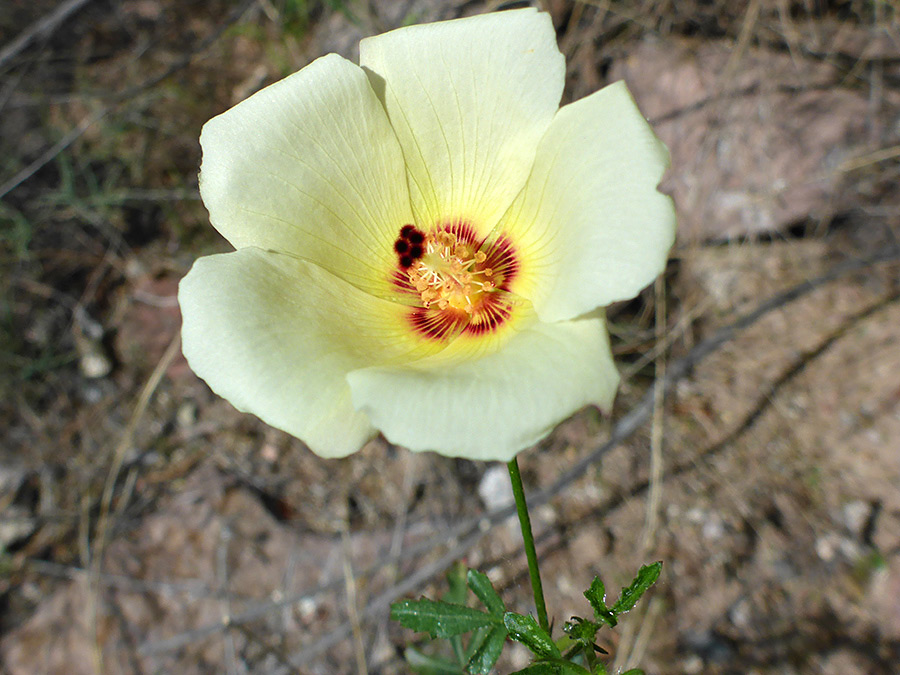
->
[359,8,564,238]
[346,314,619,461]
[498,81,676,322]
[179,248,440,458]
[199,54,414,299]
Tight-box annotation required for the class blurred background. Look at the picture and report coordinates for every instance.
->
[1,0,899,673]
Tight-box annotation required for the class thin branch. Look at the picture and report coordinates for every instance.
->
[89,333,182,673]
[0,0,257,200]
[285,249,900,665]
[0,107,108,200]
[0,0,94,70]
[137,249,900,663]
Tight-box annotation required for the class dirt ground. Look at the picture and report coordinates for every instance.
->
[1,0,899,673]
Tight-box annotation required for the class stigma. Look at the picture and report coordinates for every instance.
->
[392,221,519,341]
[411,231,497,312]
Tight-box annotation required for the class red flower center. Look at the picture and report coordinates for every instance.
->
[391,220,519,341]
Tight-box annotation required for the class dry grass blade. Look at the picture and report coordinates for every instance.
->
[88,333,182,672]
[134,249,900,667]
[0,0,93,69]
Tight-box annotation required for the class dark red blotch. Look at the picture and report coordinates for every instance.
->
[394,224,426,269]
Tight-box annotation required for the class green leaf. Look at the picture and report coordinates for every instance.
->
[512,659,591,675]
[583,577,607,616]
[503,613,561,659]
[466,624,508,674]
[464,626,489,662]
[563,616,600,642]
[620,670,645,674]
[509,663,560,675]
[445,562,469,606]
[542,658,591,675]
[444,564,469,666]
[404,647,465,674]
[610,562,662,616]
[467,569,506,616]
[583,578,616,627]
[391,599,499,639]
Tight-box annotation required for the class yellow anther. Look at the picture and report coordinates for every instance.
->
[408,229,502,314]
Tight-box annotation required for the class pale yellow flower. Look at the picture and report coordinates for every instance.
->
[179,9,675,461]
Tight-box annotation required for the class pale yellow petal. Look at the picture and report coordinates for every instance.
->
[347,314,619,461]
[359,9,564,239]
[179,248,439,458]
[498,81,676,322]
[199,54,414,299]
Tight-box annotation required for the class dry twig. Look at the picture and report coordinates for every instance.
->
[138,248,900,665]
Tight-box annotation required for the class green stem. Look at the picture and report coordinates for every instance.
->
[507,457,550,634]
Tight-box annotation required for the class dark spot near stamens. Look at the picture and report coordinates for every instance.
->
[409,245,423,259]
[400,224,416,238]
[408,230,425,245]
[399,254,413,268]
[394,239,409,254]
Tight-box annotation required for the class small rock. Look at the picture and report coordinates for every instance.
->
[842,500,870,537]
[260,442,279,463]
[682,654,704,674]
[703,514,725,540]
[298,597,317,620]
[0,505,35,549]
[686,507,705,524]
[79,348,112,379]
[728,598,752,629]
[176,401,197,430]
[477,465,514,511]
[816,534,839,562]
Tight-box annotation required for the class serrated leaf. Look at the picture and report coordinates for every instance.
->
[503,613,561,659]
[467,569,506,616]
[466,624,508,674]
[610,562,662,616]
[583,577,607,614]
[583,578,617,627]
[404,647,465,674]
[391,599,498,638]
[563,616,600,642]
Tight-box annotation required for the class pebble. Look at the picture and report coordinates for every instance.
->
[79,349,112,379]
[841,500,870,536]
[0,505,35,548]
[703,514,726,540]
[682,655,704,674]
[477,464,514,511]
